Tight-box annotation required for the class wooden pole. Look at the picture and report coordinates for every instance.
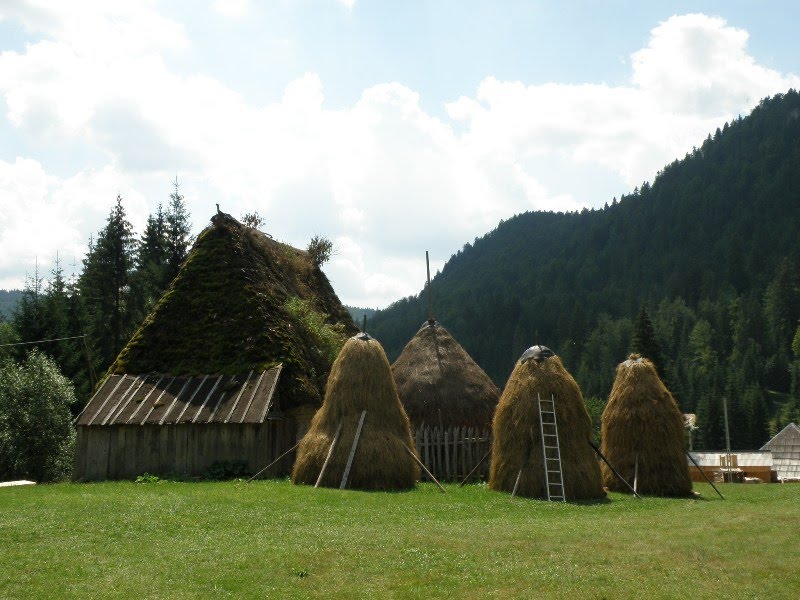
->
[404,444,446,493]
[246,441,300,483]
[634,452,639,495]
[511,469,524,498]
[340,411,367,489]
[315,418,344,488]
[723,396,732,483]
[426,251,434,323]
[588,440,642,499]
[459,448,492,486]
[685,449,725,499]
[362,314,367,334]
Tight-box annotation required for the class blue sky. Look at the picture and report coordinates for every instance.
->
[1,1,798,307]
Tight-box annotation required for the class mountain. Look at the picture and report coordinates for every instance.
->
[0,290,22,320]
[369,90,800,449]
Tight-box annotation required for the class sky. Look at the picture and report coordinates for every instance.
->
[1,1,799,309]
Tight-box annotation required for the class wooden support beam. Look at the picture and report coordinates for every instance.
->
[459,448,492,487]
[404,444,446,493]
[315,419,344,488]
[340,411,367,490]
[246,441,300,483]
[685,449,725,499]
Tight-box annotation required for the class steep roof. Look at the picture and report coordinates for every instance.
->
[391,321,500,428]
[108,213,357,409]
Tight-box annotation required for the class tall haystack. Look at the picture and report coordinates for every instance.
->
[489,346,605,500]
[392,320,500,429]
[601,354,692,496]
[292,333,420,490]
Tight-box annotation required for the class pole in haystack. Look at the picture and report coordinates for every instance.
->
[315,418,344,488]
[588,440,641,499]
[460,448,492,486]
[634,453,639,495]
[685,449,724,499]
[362,314,367,334]
[403,444,446,493]
[247,441,301,482]
[426,251,434,324]
[340,410,367,489]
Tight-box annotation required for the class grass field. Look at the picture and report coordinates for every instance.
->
[1,480,798,599]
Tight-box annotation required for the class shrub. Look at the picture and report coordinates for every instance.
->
[0,349,77,482]
[307,235,333,268]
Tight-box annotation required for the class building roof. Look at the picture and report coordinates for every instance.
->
[75,366,281,426]
[687,451,773,467]
[760,422,800,480]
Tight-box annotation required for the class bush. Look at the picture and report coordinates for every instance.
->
[0,349,77,482]
[307,235,333,268]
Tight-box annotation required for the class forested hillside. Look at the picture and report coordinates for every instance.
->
[370,90,800,450]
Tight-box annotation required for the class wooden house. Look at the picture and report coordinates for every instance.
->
[73,368,295,480]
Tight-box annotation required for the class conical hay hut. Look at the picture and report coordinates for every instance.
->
[601,354,692,496]
[392,321,500,429]
[489,348,605,500]
[292,334,420,490]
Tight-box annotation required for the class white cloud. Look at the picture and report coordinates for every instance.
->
[337,0,357,10]
[0,7,797,307]
[211,0,250,19]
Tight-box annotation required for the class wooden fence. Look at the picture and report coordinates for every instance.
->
[413,426,492,482]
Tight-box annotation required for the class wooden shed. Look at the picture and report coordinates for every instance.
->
[760,423,800,481]
[73,367,294,480]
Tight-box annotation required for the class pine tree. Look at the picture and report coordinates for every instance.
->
[79,195,137,369]
[164,177,191,285]
[131,203,169,321]
[631,305,665,376]
[743,384,769,449]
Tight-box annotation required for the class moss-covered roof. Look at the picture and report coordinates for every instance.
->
[109,213,357,409]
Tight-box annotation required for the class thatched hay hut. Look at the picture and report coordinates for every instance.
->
[601,354,692,496]
[292,333,420,490]
[489,346,605,500]
[392,320,500,429]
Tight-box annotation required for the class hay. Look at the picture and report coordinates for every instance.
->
[392,321,500,428]
[292,334,420,490]
[489,349,605,500]
[601,354,692,496]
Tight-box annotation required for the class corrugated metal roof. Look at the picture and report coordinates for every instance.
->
[761,423,800,479]
[687,451,773,467]
[75,366,281,426]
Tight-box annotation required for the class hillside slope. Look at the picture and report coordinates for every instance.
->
[370,91,800,448]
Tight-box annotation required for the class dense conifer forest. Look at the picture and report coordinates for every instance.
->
[369,91,800,450]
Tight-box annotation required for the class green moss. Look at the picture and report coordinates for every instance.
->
[109,214,357,409]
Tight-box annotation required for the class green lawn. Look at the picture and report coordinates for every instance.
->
[1,480,797,599]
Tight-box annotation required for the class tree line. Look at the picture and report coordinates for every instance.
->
[0,182,191,481]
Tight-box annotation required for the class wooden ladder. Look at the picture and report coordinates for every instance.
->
[538,394,566,502]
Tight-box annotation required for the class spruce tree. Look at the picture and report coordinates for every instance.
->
[164,177,191,285]
[631,306,665,376]
[79,195,136,369]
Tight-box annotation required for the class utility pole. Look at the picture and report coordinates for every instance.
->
[723,396,732,483]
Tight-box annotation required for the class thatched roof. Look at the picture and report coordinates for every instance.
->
[292,333,420,490]
[489,348,605,500]
[108,213,357,410]
[391,320,500,429]
[601,354,692,496]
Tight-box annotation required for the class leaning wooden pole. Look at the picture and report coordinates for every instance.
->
[404,444,446,493]
[426,250,434,323]
[459,448,492,487]
[685,448,725,499]
[340,411,367,489]
[511,469,524,498]
[246,441,300,483]
[588,440,642,499]
[315,418,344,488]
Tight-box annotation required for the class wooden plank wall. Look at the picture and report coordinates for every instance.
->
[413,426,492,482]
[74,419,297,481]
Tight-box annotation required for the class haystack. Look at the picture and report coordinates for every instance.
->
[292,333,420,490]
[392,320,500,429]
[489,346,605,500]
[601,354,692,496]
